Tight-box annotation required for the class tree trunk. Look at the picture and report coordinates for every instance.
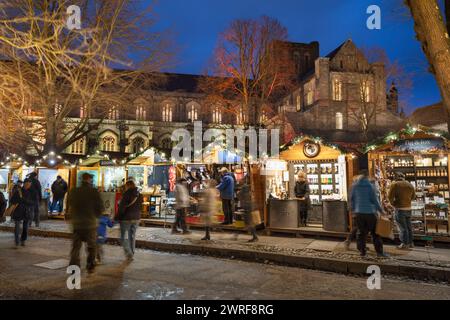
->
[407,0,450,132]
[446,0,450,34]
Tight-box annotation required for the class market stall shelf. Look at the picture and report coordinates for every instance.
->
[263,136,359,235]
[368,126,450,239]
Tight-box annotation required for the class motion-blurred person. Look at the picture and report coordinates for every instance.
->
[294,172,310,227]
[216,167,235,225]
[0,191,7,223]
[117,180,143,261]
[173,178,191,235]
[67,173,104,273]
[344,174,362,250]
[388,172,416,249]
[350,170,388,258]
[199,180,218,241]
[237,179,258,242]
[96,212,114,264]
[10,179,36,246]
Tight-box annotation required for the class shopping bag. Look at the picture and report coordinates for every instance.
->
[250,210,262,226]
[376,216,394,239]
[5,204,18,217]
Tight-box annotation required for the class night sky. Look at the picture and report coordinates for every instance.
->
[154,0,442,114]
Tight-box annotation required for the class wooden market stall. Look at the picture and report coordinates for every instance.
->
[1,154,73,219]
[126,148,175,219]
[265,136,359,234]
[368,126,450,239]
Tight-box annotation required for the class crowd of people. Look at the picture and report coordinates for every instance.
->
[0,166,259,273]
[293,168,416,258]
[0,165,416,270]
[345,170,416,258]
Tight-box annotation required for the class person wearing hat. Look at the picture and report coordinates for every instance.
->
[67,173,104,273]
[216,167,235,225]
[388,172,416,249]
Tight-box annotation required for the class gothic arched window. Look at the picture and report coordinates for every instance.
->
[187,103,199,122]
[161,137,172,150]
[132,137,146,154]
[212,107,222,124]
[162,104,173,122]
[336,112,344,130]
[108,106,119,120]
[71,138,85,154]
[136,106,146,120]
[102,135,116,152]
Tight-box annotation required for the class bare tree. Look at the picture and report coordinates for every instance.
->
[201,16,297,127]
[446,0,450,34]
[363,47,414,114]
[405,0,450,131]
[347,71,381,141]
[0,0,173,156]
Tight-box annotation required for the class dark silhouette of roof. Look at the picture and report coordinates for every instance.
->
[408,102,445,127]
[325,39,351,59]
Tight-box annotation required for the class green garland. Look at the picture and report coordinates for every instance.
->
[364,124,450,153]
[280,134,348,154]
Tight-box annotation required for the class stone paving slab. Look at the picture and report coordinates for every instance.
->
[305,240,340,252]
[1,219,450,282]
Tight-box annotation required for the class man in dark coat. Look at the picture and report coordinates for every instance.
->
[27,172,42,227]
[67,173,104,273]
[50,176,68,214]
[10,179,36,246]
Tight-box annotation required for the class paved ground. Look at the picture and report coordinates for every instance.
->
[2,219,450,270]
[0,232,450,300]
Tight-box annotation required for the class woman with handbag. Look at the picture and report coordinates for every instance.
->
[10,179,36,246]
[117,180,143,260]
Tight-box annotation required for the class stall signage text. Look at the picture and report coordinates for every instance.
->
[100,160,116,166]
[394,138,445,152]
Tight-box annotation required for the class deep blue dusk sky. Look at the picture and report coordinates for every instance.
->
[153,0,442,114]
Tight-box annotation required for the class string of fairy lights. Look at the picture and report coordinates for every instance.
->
[2,125,445,169]
[0,140,262,169]
[0,147,169,169]
[364,124,449,153]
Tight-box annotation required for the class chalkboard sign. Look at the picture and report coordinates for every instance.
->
[394,138,445,152]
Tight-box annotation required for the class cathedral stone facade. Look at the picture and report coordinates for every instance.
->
[63,39,405,157]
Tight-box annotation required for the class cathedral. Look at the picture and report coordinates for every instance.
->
[62,39,405,158]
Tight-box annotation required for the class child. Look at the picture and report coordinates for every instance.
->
[96,212,114,264]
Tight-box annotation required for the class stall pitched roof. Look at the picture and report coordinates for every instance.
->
[281,135,359,155]
[365,125,450,153]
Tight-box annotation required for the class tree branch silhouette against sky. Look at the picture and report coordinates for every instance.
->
[154,0,442,114]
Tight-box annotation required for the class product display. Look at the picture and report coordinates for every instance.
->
[374,153,449,235]
[294,160,344,205]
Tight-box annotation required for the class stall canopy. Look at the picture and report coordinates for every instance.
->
[127,148,156,165]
